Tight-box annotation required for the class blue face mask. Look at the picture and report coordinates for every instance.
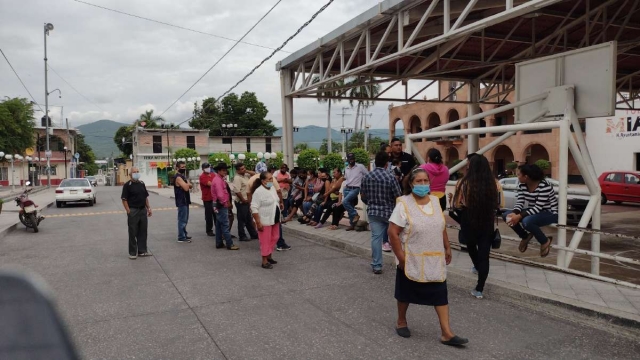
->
[132,173,141,181]
[412,184,430,197]
[266,182,273,189]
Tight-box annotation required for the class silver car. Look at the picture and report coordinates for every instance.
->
[499,178,589,225]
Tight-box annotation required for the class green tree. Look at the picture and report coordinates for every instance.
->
[189,92,277,136]
[322,153,344,172]
[241,152,259,170]
[313,76,345,154]
[535,159,551,174]
[75,134,98,175]
[347,132,386,154]
[173,148,200,170]
[0,97,35,156]
[319,138,342,155]
[297,149,320,171]
[350,148,370,167]
[114,125,133,156]
[208,152,231,166]
[294,143,309,153]
[347,76,380,131]
[137,109,163,128]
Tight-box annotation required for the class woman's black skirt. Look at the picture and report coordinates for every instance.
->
[395,267,448,306]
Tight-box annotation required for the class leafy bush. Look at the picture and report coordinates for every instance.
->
[535,159,551,171]
[350,148,370,167]
[323,153,344,172]
[241,152,259,170]
[297,149,320,171]
[506,161,519,170]
[208,153,231,166]
[173,148,200,170]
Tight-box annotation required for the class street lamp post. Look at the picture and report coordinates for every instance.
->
[44,22,55,188]
[222,123,237,154]
[63,146,69,178]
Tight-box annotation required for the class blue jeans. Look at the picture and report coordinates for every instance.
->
[343,187,360,224]
[277,222,287,247]
[369,215,388,271]
[177,206,189,240]
[502,209,558,245]
[215,208,233,248]
[302,201,313,215]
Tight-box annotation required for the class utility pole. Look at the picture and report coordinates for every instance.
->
[44,23,54,188]
[362,105,373,152]
[338,107,351,158]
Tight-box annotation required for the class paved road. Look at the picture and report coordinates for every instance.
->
[1,187,639,360]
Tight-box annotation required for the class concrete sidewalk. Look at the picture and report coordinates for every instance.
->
[0,189,56,237]
[282,219,640,326]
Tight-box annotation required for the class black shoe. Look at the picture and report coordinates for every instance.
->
[215,244,225,249]
[239,238,250,242]
[396,327,411,338]
[186,236,193,240]
[373,269,382,275]
[206,232,215,237]
[276,244,291,251]
[267,258,278,264]
[177,239,192,244]
[261,263,273,269]
[231,235,237,239]
[250,236,259,240]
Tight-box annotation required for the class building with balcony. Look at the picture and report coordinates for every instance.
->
[208,136,282,155]
[389,83,586,182]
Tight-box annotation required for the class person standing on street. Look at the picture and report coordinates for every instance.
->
[250,171,283,269]
[343,152,369,231]
[276,164,292,216]
[199,163,216,237]
[121,167,152,259]
[211,162,239,250]
[390,137,417,191]
[174,161,192,243]
[361,152,402,274]
[420,149,450,210]
[233,163,259,242]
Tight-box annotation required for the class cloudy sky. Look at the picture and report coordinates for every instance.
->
[1,0,434,134]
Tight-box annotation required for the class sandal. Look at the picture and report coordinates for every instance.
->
[261,263,273,269]
[329,225,338,230]
[518,234,533,253]
[540,237,553,257]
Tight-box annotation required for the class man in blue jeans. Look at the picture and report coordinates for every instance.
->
[343,152,369,231]
[360,151,402,274]
[173,161,192,243]
[211,162,239,250]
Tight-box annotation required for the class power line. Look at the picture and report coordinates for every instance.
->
[158,0,284,118]
[47,64,106,112]
[167,0,335,130]
[217,0,335,100]
[0,48,44,112]
[72,0,289,53]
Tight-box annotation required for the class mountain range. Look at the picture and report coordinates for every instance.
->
[77,120,403,159]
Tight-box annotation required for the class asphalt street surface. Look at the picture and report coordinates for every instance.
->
[1,186,639,360]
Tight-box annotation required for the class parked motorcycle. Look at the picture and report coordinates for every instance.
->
[15,182,44,233]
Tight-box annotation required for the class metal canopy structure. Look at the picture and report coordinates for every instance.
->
[278,0,640,107]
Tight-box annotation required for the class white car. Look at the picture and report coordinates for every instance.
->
[55,178,97,208]
[499,178,589,225]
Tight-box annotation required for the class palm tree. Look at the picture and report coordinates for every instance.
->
[313,76,345,154]
[347,76,380,132]
[137,109,164,128]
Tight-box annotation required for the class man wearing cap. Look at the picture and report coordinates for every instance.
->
[343,153,369,231]
[199,163,217,237]
[211,162,239,250]
[174,161,193,243]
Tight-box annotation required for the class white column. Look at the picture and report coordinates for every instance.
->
[280,70,295,168]
[467,81,480,154]
[556,118,570,268]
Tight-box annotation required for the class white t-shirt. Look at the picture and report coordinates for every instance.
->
[389,201,434,228]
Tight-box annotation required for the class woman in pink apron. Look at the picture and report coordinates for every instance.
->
[388,168,468,346]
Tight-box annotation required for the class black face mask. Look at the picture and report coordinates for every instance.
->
[178,169,186,174]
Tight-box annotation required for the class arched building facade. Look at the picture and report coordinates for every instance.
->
[389,83,581,181]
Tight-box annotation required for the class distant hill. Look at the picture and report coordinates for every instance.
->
[77,120,128,159]
[77,120,403,158]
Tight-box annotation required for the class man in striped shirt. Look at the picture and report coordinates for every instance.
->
[501,164,557,257]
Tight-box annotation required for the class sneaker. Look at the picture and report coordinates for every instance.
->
[471,267,478,275]
[276,244,292,251]
[239,238,251,242]
[470,289,483,299]
[373,269,383,275]
[129,255,137,260]
[206,232,215,237]
[382,243,392,252]
[215,244,225,249]
[227,245,239,250]
[177,239,192,244]
[186,236,193,240]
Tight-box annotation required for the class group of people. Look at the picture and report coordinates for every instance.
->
[121,140,560,347]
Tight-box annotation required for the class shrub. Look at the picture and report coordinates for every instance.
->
[297,149,321,171]
[173,148,200,170]
[323,153,344,173]
[506,161,519,170]
[535,159,551,171]
[350,148,370,167]
[208,153,231,166]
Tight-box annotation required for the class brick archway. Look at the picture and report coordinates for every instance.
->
[492,144,515,176]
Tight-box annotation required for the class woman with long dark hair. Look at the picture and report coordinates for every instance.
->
[452,154,499,299]
[502,164,557,258]
[420,148,450,210]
